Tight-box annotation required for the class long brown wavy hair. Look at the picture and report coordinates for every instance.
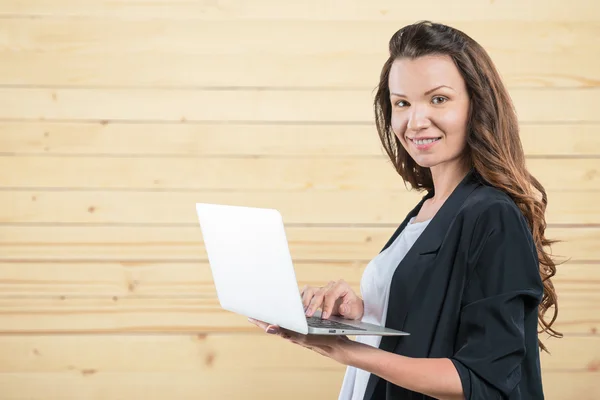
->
[373,21,562,352]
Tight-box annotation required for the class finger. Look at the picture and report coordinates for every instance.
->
[265,325,280,334]
[337,297,360,320]
[334,282,363,319]
[339,294,355,316]
[306,282,334,317]
[339,301,350,316]
[248,317,268,329]
[300,285,310,297]
[306,292,323,317]
[322,280,350,319]
[248,318,280,333]
[301,286,315,310]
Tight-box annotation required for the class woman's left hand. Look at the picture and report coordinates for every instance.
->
[248,317,356,365]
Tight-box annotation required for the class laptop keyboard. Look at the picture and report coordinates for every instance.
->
[306,316,367,331]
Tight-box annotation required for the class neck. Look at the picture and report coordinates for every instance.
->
[429,158,471,204]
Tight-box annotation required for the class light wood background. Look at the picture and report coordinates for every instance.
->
[0,1,599,399]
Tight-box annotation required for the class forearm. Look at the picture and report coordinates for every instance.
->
[344,341,464,400]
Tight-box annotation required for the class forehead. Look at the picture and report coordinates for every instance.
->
[388,55,466,94]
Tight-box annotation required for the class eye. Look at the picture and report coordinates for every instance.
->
[394,100,410,108]
[432,96,448,105]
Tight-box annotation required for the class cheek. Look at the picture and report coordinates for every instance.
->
[390,115,409,147]
[437,109,469,144]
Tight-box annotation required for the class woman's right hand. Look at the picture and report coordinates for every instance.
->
[301,280,364,320]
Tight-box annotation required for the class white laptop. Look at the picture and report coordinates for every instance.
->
[196,202,409,336]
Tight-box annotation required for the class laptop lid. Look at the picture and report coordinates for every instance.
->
[196,203,309,334]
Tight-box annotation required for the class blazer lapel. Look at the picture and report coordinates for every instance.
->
[362,169,481,400]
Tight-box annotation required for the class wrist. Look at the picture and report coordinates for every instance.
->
[339,337,370,366]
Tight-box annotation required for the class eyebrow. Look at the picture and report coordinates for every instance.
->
[390,85,455,97]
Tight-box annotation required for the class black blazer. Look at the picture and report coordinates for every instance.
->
[363,169,545,400]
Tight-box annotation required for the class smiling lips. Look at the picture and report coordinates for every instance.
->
[408,136,442,150]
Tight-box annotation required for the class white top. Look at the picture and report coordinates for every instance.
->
[338,216,432,400]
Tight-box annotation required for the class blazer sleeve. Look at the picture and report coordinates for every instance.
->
[449,200,544,399]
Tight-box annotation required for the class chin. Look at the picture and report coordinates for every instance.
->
[411,155,439,169]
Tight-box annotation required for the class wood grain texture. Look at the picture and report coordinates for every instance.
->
[0,334,594,372]
[0,261,595,297]
[1,0,596,21]
[0,226,594,262]
[0,225,393,261]
[10,20,596,57]
[0,156,598,191]
[0,370,346,400]
[0,371,597,400]
[0,88,597,123]
[1,190,598,224]
[1,122,599,157]
[0,261,363,296]
[3,50,599,88]
[1,20,598,89]
[0,294,595,334]
[1,1,599,397]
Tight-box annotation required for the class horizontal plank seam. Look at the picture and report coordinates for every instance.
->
[0,330,595,337]
[0,84,377,91]
[0,84,595,91]
[0,13,594,22]
[1,187,599,193]
[0,331,594,337]
[0,118,598,126]
[0,258,366,264]
[0,294,219,299]
[2,154,600,160]
[0,187,422,192]
[0,259,597,264]
[0,119,598,126]
[1,222,599,228]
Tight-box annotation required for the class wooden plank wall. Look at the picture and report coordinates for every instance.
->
[0,1,599,398]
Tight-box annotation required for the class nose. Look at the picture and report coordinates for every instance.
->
[406,106,432,133]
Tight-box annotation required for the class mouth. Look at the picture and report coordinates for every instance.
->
[407,136,442,151]
[408,137,442,145]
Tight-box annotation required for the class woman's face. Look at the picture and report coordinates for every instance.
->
[388,55,470,170]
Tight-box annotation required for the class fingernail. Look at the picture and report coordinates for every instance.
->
[322,311,329,319]
[340,305,347,314]
[266,327,277,334]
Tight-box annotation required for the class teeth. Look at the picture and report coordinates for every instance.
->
[413,138,440,145]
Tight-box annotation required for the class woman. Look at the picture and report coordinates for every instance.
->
[249,21,561,399]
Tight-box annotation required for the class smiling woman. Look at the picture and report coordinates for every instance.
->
[251,20,562,400]
[368,21,561,398]
[372,23,560,347]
